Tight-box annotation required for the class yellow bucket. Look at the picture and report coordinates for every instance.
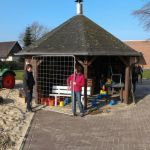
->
[59,101,64,107]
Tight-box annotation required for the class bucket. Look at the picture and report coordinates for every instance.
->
[41,98,45,105]
[59,101,64,107]
[46,99,50,106]
[41,98,48,105]
[64,98,68,106]
[109,100,116,106]
[49,99,55,106]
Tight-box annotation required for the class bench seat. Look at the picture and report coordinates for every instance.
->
[49,86,91,106]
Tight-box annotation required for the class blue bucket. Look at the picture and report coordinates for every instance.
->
[64,98,69,106]
[109,100,116,106]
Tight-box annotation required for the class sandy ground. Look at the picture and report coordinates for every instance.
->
[0,80,34,150]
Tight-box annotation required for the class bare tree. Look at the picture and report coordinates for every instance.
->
[30,22,49,42]
[133,1,150,30]
[19,22,49,47]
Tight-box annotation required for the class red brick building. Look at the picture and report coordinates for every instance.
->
[124,40,150,69]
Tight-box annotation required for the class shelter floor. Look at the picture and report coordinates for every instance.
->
[34,93,128,116]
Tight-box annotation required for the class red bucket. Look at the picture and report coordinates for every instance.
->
[46,99,50,106]
[49,99,55,106]
[41,98,46,105]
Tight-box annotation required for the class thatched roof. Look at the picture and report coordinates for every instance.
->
[0,41,22,58]
[17,15,140,56]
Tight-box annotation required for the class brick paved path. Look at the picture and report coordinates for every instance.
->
[22,80,150,150]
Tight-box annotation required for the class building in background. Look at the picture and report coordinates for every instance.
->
[0,41,22,61]
[125,40,150,69]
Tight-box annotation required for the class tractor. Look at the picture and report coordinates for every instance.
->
[0,61,16,104]
[0,68,16,89]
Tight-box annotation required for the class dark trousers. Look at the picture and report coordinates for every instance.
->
[26,90,33,111]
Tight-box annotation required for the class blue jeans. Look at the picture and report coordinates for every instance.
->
[72,91,84,114]
[26,90,33,111]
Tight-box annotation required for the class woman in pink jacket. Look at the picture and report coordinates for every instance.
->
[67,66,85,117]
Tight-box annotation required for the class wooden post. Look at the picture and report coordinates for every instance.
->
[124,64,130,104]
[76,57,96,109]
[76,59,88,109]
[31,59,39,104]
[83,60,88,109]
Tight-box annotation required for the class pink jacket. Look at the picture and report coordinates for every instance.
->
[67,73,85,92]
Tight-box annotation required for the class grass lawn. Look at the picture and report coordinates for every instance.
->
[14,70,24,80]
[143,70,150,79]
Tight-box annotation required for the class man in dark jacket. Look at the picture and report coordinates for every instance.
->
[23,64,35,112]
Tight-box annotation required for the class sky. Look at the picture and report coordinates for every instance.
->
[0,0,149,42]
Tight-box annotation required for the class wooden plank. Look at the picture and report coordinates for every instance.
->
[49,94,71,97]
[52,86,91,91]
[52,89,91,95]
[81,91,91,95]
[53,86,91,91]
[53,86,68,89]
[52,90,71,94]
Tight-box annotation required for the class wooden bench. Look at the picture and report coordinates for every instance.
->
[49,86,92,106]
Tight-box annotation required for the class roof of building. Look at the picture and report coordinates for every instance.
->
[125,40,150,68]
[17,15,140,56]
[0,41,22,58]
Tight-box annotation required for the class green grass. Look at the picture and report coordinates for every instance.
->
[143,70,150,79]
[14,70,24,80]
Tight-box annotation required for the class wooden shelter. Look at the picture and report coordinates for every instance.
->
[17,2,140,108]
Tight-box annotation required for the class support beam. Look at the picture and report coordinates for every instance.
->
[83,60,88,109]
[119,56,129,66]
[31,59,38,104]
[77,58,88,109]
[76,57,97,109]
[124,65,130,104]
[88,56,97,66]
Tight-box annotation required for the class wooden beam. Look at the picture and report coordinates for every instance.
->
[76,58,89,109]
[76,56,97,66]
[83,60,88,109]
[119,56,129,66]
[76,57,97,109]
[124,64,130,104]
[31,59,38,104]
[88,56,97,66]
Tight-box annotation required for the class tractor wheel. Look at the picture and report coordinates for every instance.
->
[2,73,15,89]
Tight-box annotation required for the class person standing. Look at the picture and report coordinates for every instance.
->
[137,65,143,83]
[132,65,138,93]
[67,66,85,117]
[23,64,35,112]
